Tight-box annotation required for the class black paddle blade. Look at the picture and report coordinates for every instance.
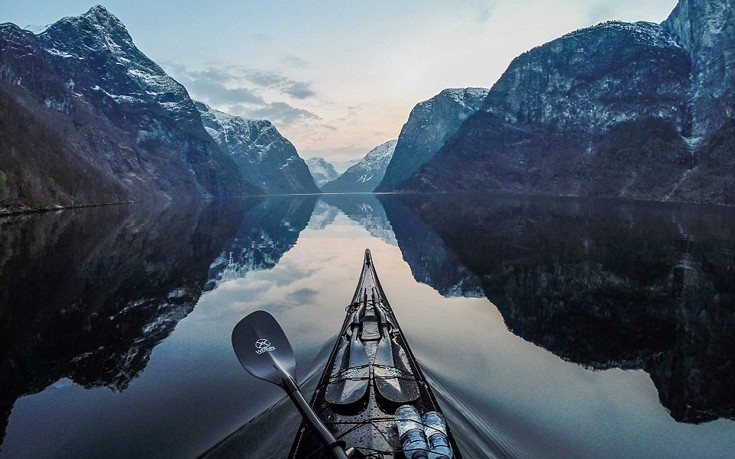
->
[373,324,419,403]
[232,310,296,386]
[374,370,420,403]
[325,333,370,405]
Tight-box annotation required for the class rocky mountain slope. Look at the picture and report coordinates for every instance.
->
[306,157,339,188]
[322,139,397,192]
[395,0,735,206]
[0,6,259,214]
[376,88,488,191]
[197,102,318,194]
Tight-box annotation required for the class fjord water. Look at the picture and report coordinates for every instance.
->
[1,194,734,458]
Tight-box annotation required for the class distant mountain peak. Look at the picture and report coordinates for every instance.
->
[321,140,397,192]
[306,157,339,188]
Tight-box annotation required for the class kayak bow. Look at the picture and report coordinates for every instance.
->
[289,249,461,458]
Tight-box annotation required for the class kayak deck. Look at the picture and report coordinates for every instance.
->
[289,249,460,459]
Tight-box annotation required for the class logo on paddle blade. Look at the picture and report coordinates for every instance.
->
[255,338,276,355]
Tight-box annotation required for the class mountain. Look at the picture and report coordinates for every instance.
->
[197,102,319,194]
[395,0,735,206]
[322,140,397,192]
[659,0,735,203]
[0,6,258,215]
[305,157,339,188]
[375,88,488,191]
[664,0,735,138]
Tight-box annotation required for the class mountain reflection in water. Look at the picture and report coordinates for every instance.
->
[381,194,735,424]
[1,194,734,458]
[0,199,251,444]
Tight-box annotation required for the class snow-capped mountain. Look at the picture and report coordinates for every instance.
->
[38,6,197,120]
[322,140,397,192]
[376,88,489,191]
[196,102,318,194]
[306,157,339,188]
[0,6,257,214]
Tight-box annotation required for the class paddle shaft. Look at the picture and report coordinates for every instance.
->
[282,376,349,459]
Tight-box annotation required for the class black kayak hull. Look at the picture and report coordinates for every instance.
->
[288,249,461,459]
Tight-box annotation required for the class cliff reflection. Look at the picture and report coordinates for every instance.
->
[0,199,254,444]
[382,194,735,424]
[205,195,317,290]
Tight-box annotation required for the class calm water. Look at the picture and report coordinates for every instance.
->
[1,194,734,458]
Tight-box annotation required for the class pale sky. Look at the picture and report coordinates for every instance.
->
[2,0,678,170]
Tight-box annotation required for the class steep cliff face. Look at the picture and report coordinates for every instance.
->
[197,103,319,194]
[661,0,735,203]
[376,88,488,191]
[399,21,695,201]
[0,6,256,214]
[322,140,396,192]
[664,0,735,138]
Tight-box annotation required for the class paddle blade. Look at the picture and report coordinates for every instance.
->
[325,334,370,405]
[374,371,419,403]
[232,310,296,386]
[373,331,419,403]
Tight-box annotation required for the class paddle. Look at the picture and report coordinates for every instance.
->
[324,301,371,405]
[373,299,420,404]
[231,310,350,459]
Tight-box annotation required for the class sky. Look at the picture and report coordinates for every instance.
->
[1,0,678,170]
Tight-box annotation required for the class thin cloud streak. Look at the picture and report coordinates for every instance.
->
[162,61,316,106]
[246,70,316,99]
[248,102,320,125]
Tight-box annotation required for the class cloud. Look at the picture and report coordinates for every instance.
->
[161,62,328,143]
[163,62,316,107]
[164,63,266,106]
[467,0,494,23]
[247,101,320,125]
[281,54,311,69]
[245,70,316,99]
[190,78,265,106]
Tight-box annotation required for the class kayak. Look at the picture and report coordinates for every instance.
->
[288,249,461,458]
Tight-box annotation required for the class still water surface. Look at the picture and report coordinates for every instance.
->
[0,194,733,458]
